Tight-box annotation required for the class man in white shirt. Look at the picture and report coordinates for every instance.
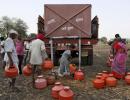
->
[29,33,48,87]
[4,30,19,88]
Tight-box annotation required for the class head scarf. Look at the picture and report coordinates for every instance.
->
[37,33,45,40]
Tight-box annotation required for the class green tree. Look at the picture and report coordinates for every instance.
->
[100,37,107,44]
[0,16,28,38]
[0,17,11,37]
[14,18,28,38]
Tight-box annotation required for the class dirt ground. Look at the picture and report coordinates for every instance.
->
[0,43,130,100]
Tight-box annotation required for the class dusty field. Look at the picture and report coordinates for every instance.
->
[0,43,130,100]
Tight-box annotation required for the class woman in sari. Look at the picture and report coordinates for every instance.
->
[111,42,127,79]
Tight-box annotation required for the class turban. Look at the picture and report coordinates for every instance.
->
[37,33,45,40]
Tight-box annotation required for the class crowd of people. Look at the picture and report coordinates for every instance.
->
[0,29,75,89]
[0,29,49,89]
[0,30,129,90]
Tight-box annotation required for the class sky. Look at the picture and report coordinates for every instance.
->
[0,0,130,39]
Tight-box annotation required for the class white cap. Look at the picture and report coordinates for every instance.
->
[9,29,18,35]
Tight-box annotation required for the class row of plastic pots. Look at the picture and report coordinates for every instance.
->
[23,63,85,81]
[93,71,130,89]
[34,79,74,100]
[4,59,54,78]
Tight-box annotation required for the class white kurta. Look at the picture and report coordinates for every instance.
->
[4,37,19,72]
[4,37,18,64]
[29,39,46,65]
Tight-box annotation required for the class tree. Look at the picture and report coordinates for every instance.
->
[100,37,107,44]
[13,18,28,38]
[0,16,28,38]
[0,17,12,37]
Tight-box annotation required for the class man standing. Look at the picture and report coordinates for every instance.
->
[4,29,19,88]
[29,33,48,87]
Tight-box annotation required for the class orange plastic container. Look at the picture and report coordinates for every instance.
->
[93,75,105,89]
[106,74,117,87]
[23,64,32,76]
[74,69,84,80]
[35,75,47,89]
[5,65,18,78]
[42,59,54,70]
[51,82,64,99]
[125,72,130,85]
[59,86,74,100]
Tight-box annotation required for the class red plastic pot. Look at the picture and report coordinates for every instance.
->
[93,75,105,89]
[97,73,105,81]
[51,82,64,99]
[5,65,18,78]
[46,75,56,85]
[59,86,74,100]
[69,64,77,74]
[23,64,32,76]
[125,72,130,85]
[106,74,117,87]
[102,71,109,79]
[42,59,54,70]
[74,69,84,80]
[35,75,47,89]
[111,71,124,79]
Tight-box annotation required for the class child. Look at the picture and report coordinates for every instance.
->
[58,44,75,77]
[106,50,114,67]
[111,42,127,79]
